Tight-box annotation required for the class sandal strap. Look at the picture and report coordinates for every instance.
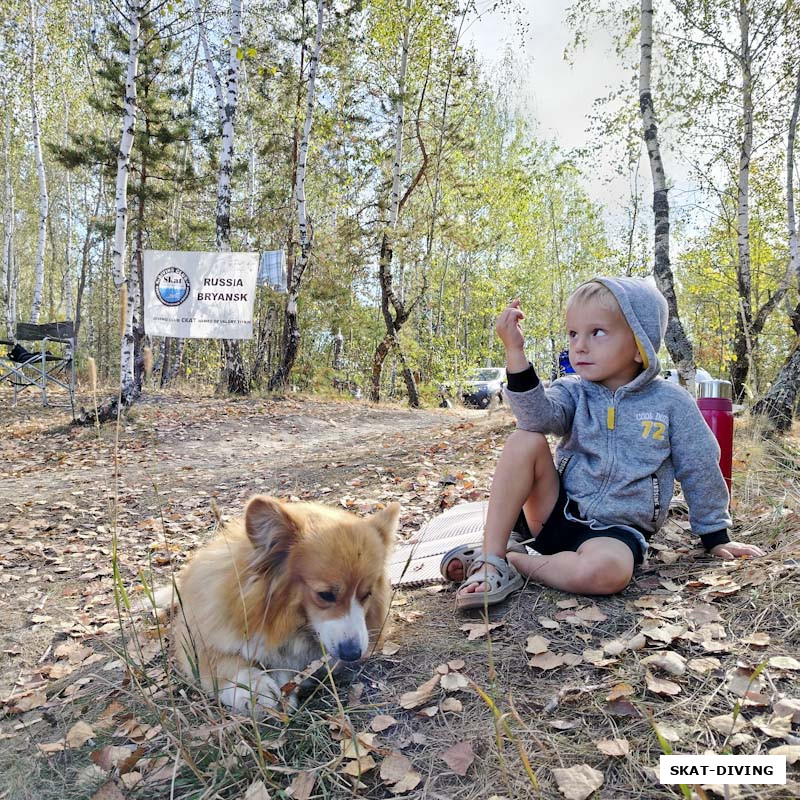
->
[467,553,509,576]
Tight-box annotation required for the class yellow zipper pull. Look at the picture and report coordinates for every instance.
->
[607,406,615,430]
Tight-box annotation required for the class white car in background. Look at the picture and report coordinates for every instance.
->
[461,367,507,408]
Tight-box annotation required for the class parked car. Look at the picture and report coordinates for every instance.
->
[462,367,506,408]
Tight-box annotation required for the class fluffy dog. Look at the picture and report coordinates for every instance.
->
[171,495,398,715]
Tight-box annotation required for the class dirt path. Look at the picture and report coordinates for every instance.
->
[0,393,513,695]
[2,393,798,800]
[1,395,487,503]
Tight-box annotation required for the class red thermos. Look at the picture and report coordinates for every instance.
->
[697,380,734,495]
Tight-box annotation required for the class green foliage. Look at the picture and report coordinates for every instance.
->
[2,0,799,404]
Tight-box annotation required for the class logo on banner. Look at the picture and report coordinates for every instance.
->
[155,267,191,306]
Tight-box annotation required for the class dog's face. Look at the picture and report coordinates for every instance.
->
[244,496,398,662]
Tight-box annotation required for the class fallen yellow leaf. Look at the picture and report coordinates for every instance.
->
[552,763,604,799]
[595,738,629,757]
[399,675,440,709]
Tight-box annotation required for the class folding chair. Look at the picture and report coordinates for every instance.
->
[0,321,76,415]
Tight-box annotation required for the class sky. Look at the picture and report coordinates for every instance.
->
[462,0,653,224]
[466,1,626,149]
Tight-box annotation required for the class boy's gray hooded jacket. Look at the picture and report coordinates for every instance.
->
[506,276,731,554]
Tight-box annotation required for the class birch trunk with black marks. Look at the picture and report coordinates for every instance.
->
[639,0,695,388]
[752,63,800,433]
[124,105,153,399]
[730,0,754,400]
[214,0,241,249]
[161,38,199,387]
[75,0,142,424]
[112,0,141,290]
[2,103,15,338]
[421,11,466,375]
[120,262,140,401]
[116,0,142,407]
[28,0,49,324]
[62,106,74,320]
[269,0,324,391]
[240,62,257,248]
[728,0,793,400]
[370,0,425,406]
[195,0,248,394]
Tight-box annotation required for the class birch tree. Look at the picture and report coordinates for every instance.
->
[638,0,696,388]
[269,0,325,391]
[2,102,15,338]
[62,105,74,320]
[116,0,143,403]
[28,0,49,324]
[725,0,797,398]
[752,62,800,432]
[370,0,428,405]
[161,37,200,388]
[666,0,796,399]
[194,0,248,394]
[71,0,145,423]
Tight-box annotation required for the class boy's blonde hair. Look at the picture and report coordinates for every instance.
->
[566,280,621,314]
[567,279,647,371]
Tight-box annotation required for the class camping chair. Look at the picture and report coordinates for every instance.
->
[0,321,76,414]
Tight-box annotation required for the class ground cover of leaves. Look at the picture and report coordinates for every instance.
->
[0,389,798,800]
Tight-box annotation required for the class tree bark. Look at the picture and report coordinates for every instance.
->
[161,337,185,386]
[751,63,800,433]
[120,148,148,404]
[269,0,325,391]
[195,0,248,394]
[28,0,49,324]
[160,35,199,387]
[116,2,146,404]
[62,103,74,320]
[112,0,141,290]
[74,0,144,426]
[639,0,696,388]
[371,331,395,401]
[729,0,755,400]
[752,339,800,433]
[727,1,794,400]
[1,101,15,338]
[370,0,426,407]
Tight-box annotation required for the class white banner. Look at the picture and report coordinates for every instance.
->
[143,250,258,339]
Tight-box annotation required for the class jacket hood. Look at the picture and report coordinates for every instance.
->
[595,276,668,388]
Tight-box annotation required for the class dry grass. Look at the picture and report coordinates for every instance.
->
[1,403,798,799]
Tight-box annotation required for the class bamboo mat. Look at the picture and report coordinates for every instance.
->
[388,501,490,588]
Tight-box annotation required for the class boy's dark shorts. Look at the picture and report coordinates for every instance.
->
[514,484,645,566]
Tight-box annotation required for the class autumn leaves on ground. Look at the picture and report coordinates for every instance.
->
[0,391,799,800]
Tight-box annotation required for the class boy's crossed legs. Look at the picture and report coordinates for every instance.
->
[447,430,635,599]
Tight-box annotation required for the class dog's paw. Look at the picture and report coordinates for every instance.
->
[220,669,294,715]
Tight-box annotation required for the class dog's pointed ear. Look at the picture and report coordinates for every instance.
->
[369,502,400,546]
[244,496,301,570]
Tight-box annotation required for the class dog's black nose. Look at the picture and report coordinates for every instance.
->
[337,638,363,662]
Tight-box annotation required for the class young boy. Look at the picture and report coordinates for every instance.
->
[444,276,764,609]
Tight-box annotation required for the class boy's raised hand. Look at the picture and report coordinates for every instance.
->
[496,299,526,350]
[709,540,765,559]
[496,300,529,373]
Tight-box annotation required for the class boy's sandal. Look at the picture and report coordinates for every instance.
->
[455,554,524,610]
[439,535,529,583]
